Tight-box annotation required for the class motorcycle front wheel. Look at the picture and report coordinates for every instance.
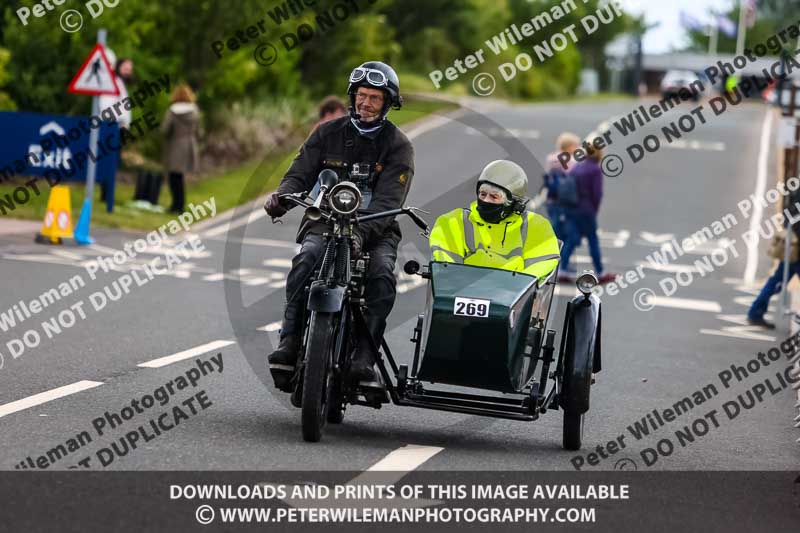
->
[301,311,336,442]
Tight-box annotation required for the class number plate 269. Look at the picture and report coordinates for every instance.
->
[453,297,490,318]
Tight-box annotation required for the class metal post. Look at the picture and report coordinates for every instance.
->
[781,84,799,319]
[736,0,747,57]
[74,29,106,245]
[84,29,105,204]
[708,20,719,56]
[632,31,643,97]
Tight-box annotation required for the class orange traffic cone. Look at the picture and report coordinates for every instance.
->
[35,185,74,245]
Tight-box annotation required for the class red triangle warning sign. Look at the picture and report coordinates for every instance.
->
[68,44,120,96]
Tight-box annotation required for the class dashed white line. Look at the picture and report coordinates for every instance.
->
[257,322,282,332]
[0,381,103,419]
[364,444,444,472]
[138,340,235,368]
[646,296,722,313]
[203,209,267,238]
[206,235,298,249]
[264,258,293,268]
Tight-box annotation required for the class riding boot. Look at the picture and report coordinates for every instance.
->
[267,334,299,391]
[351,315,384,384]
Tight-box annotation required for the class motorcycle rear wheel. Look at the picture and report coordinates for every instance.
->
[301,311,336,442]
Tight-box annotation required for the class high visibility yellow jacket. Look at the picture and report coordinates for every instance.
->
[429,202,560,279]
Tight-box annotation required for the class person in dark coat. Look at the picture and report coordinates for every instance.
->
[162,84,200,213]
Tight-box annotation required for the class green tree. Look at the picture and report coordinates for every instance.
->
[0,47,15,110]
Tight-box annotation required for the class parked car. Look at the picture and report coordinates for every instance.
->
[661,70,703,101]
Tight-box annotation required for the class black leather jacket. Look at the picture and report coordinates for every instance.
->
[277,116,415,245]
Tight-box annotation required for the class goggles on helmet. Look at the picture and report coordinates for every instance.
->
[349,67,388,88]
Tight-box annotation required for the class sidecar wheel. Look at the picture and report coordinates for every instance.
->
[562,411,584,451]
[302,312,336,442]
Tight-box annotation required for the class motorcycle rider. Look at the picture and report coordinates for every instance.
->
[265,61,415,388]
[429,160,560,279]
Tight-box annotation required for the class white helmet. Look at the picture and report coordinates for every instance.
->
[477,160,528,200]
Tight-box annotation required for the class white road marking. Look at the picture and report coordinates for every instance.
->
[597,229,630,248]
[664,139,726,151]
[2,253,82,267]
[257,322,282,332]
[242,277,272,286]
[203,209,267,238]
[405,112,462,140]
[0,381,103,419]
[272,444,444,510]
[699,328,776,342]
[464,126,540,139]
[206,235,298,249]
[733,295,774,312]
[639,232,675,244]
[638,262,702,274]
[363,444,444,472]
[138,340,235,368]
[646,296,722,313]
[263,258,293,268]
[397,276,426,294]
[744,110,775,283]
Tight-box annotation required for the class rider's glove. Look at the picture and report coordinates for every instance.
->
[351,230,364,259]
[264,192,287,218]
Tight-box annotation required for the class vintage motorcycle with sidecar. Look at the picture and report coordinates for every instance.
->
[269,170,602,449]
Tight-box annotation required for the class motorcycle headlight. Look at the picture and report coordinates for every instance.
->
[576,271,598,295]
[329,183,361,215]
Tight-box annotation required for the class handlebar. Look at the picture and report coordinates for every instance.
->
[270,192,429,237]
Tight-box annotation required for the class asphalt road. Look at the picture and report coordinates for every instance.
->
[1,95,798,473]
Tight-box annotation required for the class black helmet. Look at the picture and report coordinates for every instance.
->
[347,61,402,130]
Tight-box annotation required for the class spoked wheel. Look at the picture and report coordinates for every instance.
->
[562,411,584,451]
[301,311,336,442]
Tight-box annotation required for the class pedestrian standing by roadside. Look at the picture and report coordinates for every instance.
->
[162,84,200,213]
[98,55,134,203]
[558,137,615,284]
[312,95,347,131]
[747,230,800,329]
[544,132,580,240]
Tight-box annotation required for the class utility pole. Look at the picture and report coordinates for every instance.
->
[708,20,719,56]
[735,0,747,57]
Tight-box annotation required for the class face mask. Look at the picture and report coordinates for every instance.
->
[476,199,509,223]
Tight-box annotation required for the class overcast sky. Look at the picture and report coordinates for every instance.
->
[619,0,735,53]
